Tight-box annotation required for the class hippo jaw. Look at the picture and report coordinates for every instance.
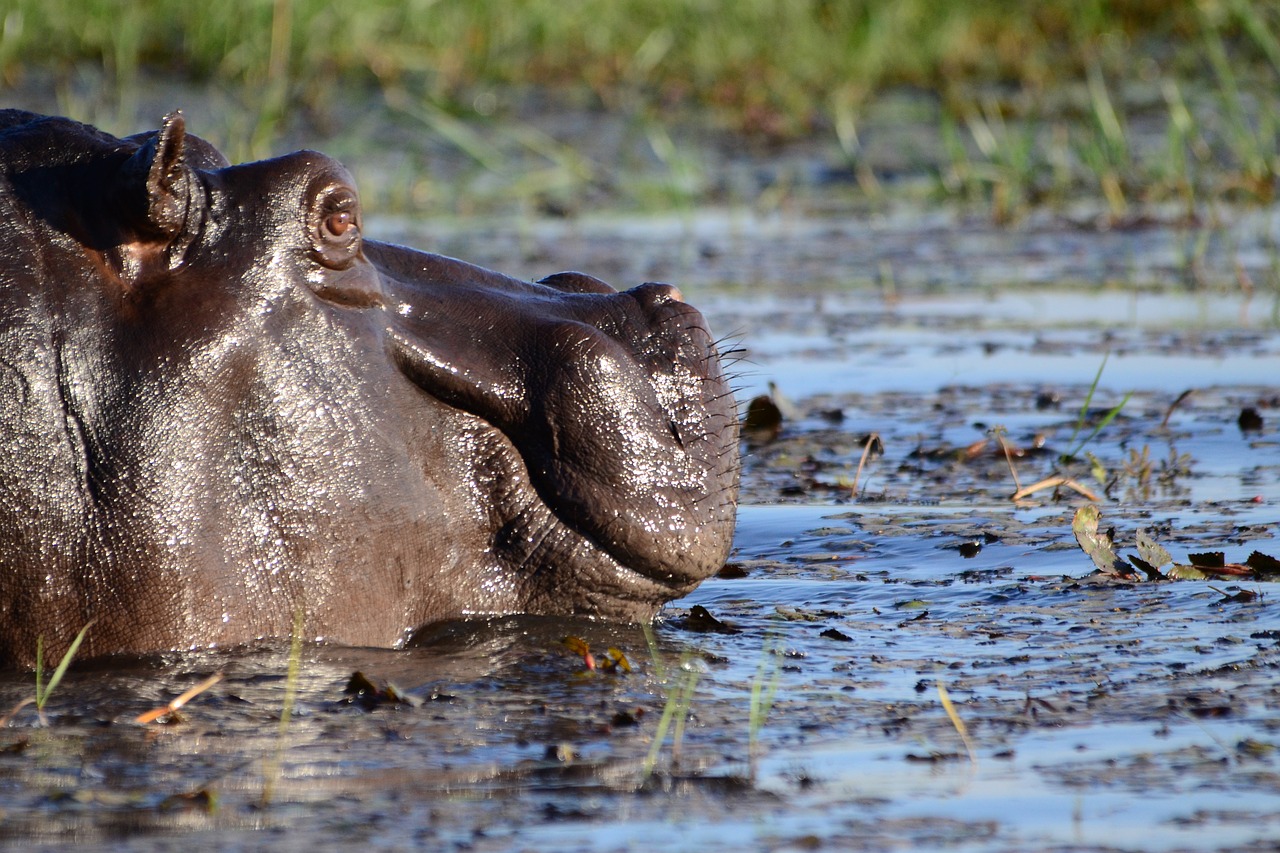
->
[370,245,741,613]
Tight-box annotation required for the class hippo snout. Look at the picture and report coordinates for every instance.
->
[374,243,740,601]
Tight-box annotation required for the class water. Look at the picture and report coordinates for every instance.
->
[717,288,1280,400]
[4,208,1280,852]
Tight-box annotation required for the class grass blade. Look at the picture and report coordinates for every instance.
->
[34,635,43,708]
[937,679,976,763]
[1063,354,1130,461]
[35,621,93,712]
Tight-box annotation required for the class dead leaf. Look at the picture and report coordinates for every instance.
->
[600,647,632,673]
[1210,586,1258,604]
[678,605,739,634]
[561,636,596,670]
[1246,551,1280,576]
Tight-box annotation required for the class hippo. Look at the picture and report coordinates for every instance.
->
[0,111,739,667]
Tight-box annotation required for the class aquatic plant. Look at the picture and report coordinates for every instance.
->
[995,355,1129,503]
[0,622,94,727]
[32,623,91,722]
[1061,353,1132,464]
[1073,505,1280,581]
[641,622,702,779]
[747,635,781,774]
[261,608,305,805]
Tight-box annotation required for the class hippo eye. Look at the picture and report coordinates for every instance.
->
[311,186,362,269]
[323,210,354,239]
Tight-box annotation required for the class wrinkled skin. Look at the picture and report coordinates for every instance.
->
[0,111,739,667]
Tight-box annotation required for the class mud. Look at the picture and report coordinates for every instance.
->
[2,261,1279,851]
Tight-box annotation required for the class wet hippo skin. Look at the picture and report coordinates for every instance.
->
[0,111,739,666]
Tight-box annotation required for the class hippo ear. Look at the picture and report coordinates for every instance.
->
[117,112,204,264]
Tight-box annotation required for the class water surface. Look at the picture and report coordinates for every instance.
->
[3,208,1280,852]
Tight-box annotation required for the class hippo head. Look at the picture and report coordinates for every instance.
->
[0,111,739,664]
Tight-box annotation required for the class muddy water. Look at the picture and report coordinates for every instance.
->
[4,210,1280,852]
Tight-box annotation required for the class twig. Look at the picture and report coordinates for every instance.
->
[1161,389,1194,428]
[993,429,1022,494]
[851,432,881,496]
[0,697,34,728]
[135,673,225,724]
[937,680,976,764]
[1012,476,1100,502]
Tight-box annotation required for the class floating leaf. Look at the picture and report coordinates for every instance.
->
[600,647,632,673]
[1136,529,1173,570]
[159,789,218,813]
[344,670,380,695]
[1237,739,1276,759]
[1198,563,1254,577]
[1126,555,1165,581]
[561,635,596,669]
[1168,564,1212,580]
[1246,551,1280,576]
[1189,552,1226,568]
[611,709,642,727]
[342,671,419,708]
[1072,505,1126,575]
[1170,559,1250,579]
[1239,407,1264,432]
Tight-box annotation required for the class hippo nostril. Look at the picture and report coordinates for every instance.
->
[628,282,684,309]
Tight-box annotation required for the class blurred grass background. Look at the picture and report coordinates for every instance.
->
[1,0,1278,218]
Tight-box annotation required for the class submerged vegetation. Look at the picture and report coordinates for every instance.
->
[1,1,1278,216]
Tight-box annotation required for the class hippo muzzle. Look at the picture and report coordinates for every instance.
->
[375,247,735,590]
[0,110,739,665]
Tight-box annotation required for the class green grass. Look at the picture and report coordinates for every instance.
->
[0,1,1250,130]
[33,622,91,724]
[1062,354,1133,463]
[261,608,305,805]
[2,1,1278,216]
